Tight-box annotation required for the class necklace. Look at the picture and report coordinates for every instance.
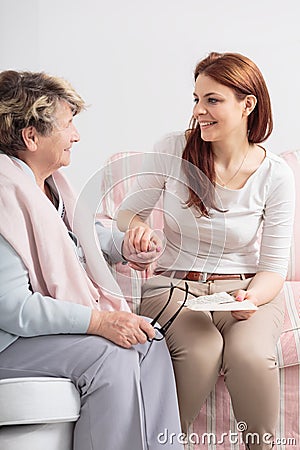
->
[215,146,251,188]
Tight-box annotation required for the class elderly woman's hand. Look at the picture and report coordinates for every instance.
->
[87,310,156,348]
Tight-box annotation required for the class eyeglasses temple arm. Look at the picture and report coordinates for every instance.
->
[159,282,189,334]
[149,283,175,326]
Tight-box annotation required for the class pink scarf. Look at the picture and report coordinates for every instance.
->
[0,155,130,312]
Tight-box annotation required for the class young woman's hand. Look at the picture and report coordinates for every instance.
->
[231,289,259,320]
[122,226,163,270]
[121,227,159,270]
[88,310,155,348]
[127,225,162,253]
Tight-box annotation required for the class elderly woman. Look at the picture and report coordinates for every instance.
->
[0,70,183,450]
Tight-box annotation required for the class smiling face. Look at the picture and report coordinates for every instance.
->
[35,100,80,172]
[20,100,81,182]
[193,74,249,145]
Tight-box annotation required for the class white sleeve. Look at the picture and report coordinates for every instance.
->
[119,141,173,220]
[258,161,295,277]
[0,234,91,338]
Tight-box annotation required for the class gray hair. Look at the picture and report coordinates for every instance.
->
[0,70,85,156]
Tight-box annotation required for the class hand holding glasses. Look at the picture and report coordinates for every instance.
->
[147,281,189,342]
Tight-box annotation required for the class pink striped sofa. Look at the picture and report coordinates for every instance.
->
[99,149,300,450]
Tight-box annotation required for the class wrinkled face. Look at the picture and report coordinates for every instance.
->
[35,100,80,172]
[193,74,247,143]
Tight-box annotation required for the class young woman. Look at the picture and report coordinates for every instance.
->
[117,52,295,450]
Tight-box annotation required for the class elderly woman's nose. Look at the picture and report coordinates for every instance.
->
[71,124,80,142]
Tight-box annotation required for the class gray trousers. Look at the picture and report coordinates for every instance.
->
[0,333,183,450]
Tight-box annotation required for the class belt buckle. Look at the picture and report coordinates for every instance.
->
[200,272,208,283]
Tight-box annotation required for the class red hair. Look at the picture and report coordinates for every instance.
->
[182,52,273,216]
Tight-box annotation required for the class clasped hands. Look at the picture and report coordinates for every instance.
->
[122,225,163,270]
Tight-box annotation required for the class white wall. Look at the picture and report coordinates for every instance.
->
[1,0,299,190]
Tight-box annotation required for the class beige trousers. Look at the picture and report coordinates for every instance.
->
[140,275,285,450]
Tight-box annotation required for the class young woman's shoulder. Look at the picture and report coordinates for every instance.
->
[265,150,294,179]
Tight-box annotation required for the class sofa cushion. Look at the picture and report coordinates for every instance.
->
[0,422,74,450]
[0,377,80,426]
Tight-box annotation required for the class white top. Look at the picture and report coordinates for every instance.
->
[120,132,295,277]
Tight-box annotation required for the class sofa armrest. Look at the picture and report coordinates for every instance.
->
[281,150,300,281]
[276,281,300,368]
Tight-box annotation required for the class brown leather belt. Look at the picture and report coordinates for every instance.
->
[154,270,256,282]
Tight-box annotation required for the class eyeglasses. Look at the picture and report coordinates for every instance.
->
[148,281,189,342]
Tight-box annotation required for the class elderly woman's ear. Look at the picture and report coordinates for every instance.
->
[21,126,38,152]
